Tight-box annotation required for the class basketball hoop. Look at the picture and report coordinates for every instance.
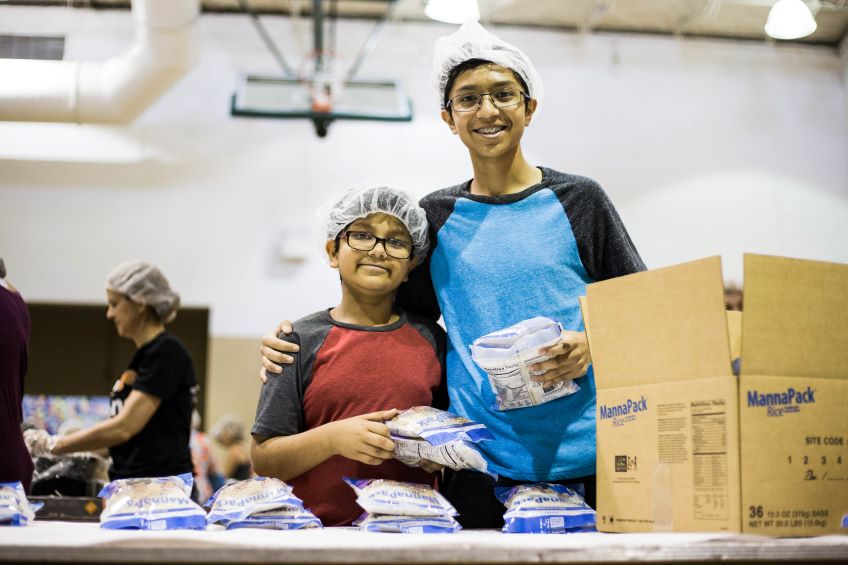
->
[299,50,344,115]
[230,0,411,137]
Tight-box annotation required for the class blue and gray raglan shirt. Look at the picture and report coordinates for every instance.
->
[396,167,645,481]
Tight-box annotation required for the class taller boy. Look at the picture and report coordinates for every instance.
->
[395,22,645,525]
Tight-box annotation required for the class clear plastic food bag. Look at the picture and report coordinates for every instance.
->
[471,317,579,410]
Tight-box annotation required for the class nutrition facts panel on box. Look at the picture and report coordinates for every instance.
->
[690,400,729,521]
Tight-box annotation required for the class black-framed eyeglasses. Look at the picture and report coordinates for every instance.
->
[341,231,414,259]
[447,89,529,112]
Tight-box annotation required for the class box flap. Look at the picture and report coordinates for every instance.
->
[741,254,848,379]
[727,311,742,361]
[586,256,732,389]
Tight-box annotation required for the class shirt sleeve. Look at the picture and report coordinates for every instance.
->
[561,178,646,281]
[251,331,305,439]
[131,338,190,401]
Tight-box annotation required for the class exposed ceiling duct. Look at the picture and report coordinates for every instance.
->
[0,0,199,123]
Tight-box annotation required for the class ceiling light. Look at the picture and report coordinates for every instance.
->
[425,0,480,24]
[765,0,818,40]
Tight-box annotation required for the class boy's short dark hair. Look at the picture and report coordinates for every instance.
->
[443,58,531,110]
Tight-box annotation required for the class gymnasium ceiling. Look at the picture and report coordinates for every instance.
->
[5,0,848,46]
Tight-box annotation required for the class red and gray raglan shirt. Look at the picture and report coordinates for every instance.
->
[395,167,646,483]
[252,308,447,526]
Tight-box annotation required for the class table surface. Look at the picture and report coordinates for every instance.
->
[1,521,847,563]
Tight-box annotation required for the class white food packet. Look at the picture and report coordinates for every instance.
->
[470,317,579,410]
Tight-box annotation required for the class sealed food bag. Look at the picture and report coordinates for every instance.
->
[205,477,304,526]
[392,435,493,478]
[344,478,457,517]
[497,483,596,534]
[470,317,579,410]
[0,482,41,526]
[353,512,461,534]
[226,507,322,530]
[388,406,494,446]
[99,473,206,530]
[387,407,495,477]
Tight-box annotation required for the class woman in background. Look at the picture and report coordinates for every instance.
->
[25,261,197,489]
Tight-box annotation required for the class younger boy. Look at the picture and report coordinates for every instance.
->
[250,186,446,527]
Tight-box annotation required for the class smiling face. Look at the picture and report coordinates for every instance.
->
[441,63,537,162]
[106,289,147,340]
[326,212,418,300]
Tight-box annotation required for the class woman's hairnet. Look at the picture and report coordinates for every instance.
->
[106,261,180,324]
[320,186,429,260]
[432,21,544,111]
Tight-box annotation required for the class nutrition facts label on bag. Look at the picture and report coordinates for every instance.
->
[690,399,729,520]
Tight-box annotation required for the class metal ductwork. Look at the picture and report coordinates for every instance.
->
[0,0,199,123]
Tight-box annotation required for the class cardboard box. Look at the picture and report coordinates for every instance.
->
[584,254,848,536]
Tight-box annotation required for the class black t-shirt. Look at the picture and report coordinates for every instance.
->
[109,332,196,479]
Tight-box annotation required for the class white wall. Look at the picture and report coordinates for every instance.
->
[1,6,846,338]
[842,35,848,132]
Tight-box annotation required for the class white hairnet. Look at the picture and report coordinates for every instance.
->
[106,261,180,324]
[320,186,429,260]
[432,21,544,111]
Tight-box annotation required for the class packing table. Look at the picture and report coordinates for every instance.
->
[1,521,846,563]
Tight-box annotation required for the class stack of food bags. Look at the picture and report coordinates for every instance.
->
[496,483,596,534]
[387,406,495,478]
[0,481,41,527]
[346,478,460,533]
[98,474,206,530]
[205,477,321,530]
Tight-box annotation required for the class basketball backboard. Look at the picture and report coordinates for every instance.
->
[231,75,413,136]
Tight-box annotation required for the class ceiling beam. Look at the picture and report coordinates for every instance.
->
[674,0,722,36]
[580,0,614,33]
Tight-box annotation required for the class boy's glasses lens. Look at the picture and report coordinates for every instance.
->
[344,231,413,259]
[450,89,525,112]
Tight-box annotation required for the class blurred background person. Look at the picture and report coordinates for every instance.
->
[0,258,35,491]
[724,281,743,311]
[24,261,198,494]
[212,415,252,482]
[190,408,223,503]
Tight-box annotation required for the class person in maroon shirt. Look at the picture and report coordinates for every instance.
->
[251,186,447,526]
[0,259,35,491]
